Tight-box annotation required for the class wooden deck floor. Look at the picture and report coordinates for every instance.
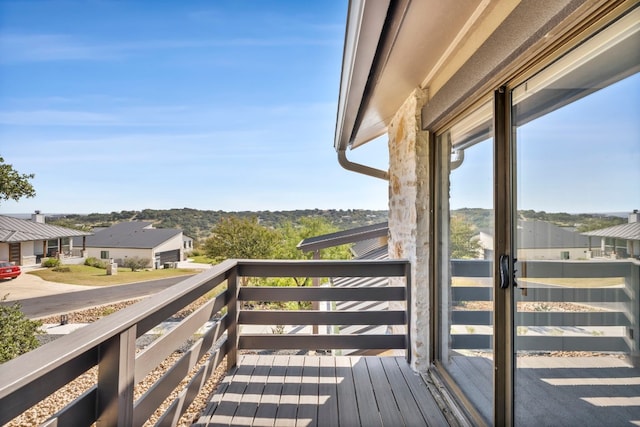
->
[194,355,449,426]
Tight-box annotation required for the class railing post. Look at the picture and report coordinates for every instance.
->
[405,261,412,364]
[312,250,320,335]
[628,262,640,367]
[227,268,239,369]
[96,325,136,426]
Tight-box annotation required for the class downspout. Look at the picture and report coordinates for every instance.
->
[338,148,389,181]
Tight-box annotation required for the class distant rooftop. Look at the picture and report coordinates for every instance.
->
[297,222,388,253]
[0,215,91,242]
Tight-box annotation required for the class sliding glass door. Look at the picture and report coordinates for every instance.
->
[436,7,639,425]
[511,9,640,426]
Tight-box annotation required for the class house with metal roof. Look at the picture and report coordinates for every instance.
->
[478,219,591,260]
[584,210,640,259]
[0,213,91,266]
[74,221,185,269]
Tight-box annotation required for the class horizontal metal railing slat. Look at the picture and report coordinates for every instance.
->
[135,290,228,382]
[239,309,406,325]
[41,387,97,427]
[239,285,406,301]
[134,315,230,424]
[239,334,406,350]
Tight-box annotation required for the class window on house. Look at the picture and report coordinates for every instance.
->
[100,251,109,259]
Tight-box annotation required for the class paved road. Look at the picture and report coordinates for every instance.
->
[1,275,195,319]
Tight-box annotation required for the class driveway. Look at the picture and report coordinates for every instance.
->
[0,267,199,319]
[1,268,99,301]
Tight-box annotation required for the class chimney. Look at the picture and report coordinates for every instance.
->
[31,210,45,224]
[630,209,639,224]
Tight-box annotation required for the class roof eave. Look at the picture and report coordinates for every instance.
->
[334,0,391,152]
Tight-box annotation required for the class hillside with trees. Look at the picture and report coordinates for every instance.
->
[48,208,389,243]
[452,208,626,232]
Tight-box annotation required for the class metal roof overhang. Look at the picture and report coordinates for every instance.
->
[334,0,489,151]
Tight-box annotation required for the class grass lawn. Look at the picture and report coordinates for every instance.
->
[188,255,215,264]
[28,265,200,286]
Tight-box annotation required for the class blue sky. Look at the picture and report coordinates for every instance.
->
[0,0,389,215]
[450,73,640,214]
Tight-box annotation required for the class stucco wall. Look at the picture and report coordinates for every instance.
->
[387,87,431,371]
[154,234,184,259]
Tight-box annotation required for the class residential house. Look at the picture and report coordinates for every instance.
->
[0,213,91,266]
[584,210,640,259]
[334,1,639,425]
[478,219,591,260]
[76,221,185,269]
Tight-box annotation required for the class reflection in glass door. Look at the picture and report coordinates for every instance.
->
[437,99,494,424]
[511,12,640,425]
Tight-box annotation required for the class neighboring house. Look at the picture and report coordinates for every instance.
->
[583,210,640,259]
[334,1,638,425]
[75,221,185,269]
[479,220,591,260]
[183,235,194,253]
[0,213,91,266]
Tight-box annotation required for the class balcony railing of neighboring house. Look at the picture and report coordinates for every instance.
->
[451,259,640,357]
[0,259,411,426]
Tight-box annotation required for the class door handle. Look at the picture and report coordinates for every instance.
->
[499,254,518,289]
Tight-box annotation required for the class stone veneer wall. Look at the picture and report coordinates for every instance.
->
[387,87,431,371]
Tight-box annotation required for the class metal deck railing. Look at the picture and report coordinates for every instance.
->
[0,259,411,426]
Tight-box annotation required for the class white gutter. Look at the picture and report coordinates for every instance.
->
[338,148,389,181]
[334,0,391,181]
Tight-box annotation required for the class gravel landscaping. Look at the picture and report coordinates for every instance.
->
[6,298,228,426]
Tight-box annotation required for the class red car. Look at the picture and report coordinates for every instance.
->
[0,261,21,280]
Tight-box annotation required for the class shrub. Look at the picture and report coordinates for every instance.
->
[52,266,71,273]
[0,297,43,363]
[123,257,150,271]
[42,257,60,268]
[85,257,107,269]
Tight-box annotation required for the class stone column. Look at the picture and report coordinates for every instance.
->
[387,87,431,371]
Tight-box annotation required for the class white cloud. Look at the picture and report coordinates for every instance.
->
[0,32,339,64]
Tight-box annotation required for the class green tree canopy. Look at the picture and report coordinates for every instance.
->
[273,217,352,289]
[274,217,352,261]
[203,216,278,262]
[0,156,35,204]
[450,215,482,259]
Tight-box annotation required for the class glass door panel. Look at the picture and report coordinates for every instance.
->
[438,99,494,424]
[512,11,640,425]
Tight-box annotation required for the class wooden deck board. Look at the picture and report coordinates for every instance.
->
[275,356,302,426]
[335,356,361,426]
[365,357,403,425]
[296,356,319,427]
[317,356,339,427]
[198,355,443,426]
[379,357,433,426]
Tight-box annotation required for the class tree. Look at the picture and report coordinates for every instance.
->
[203,216,278,261]
[0,298,43,363]
[0,156,36,204]
[450,215,482,259]
[274,217,352,286]
[203,216,279,287]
